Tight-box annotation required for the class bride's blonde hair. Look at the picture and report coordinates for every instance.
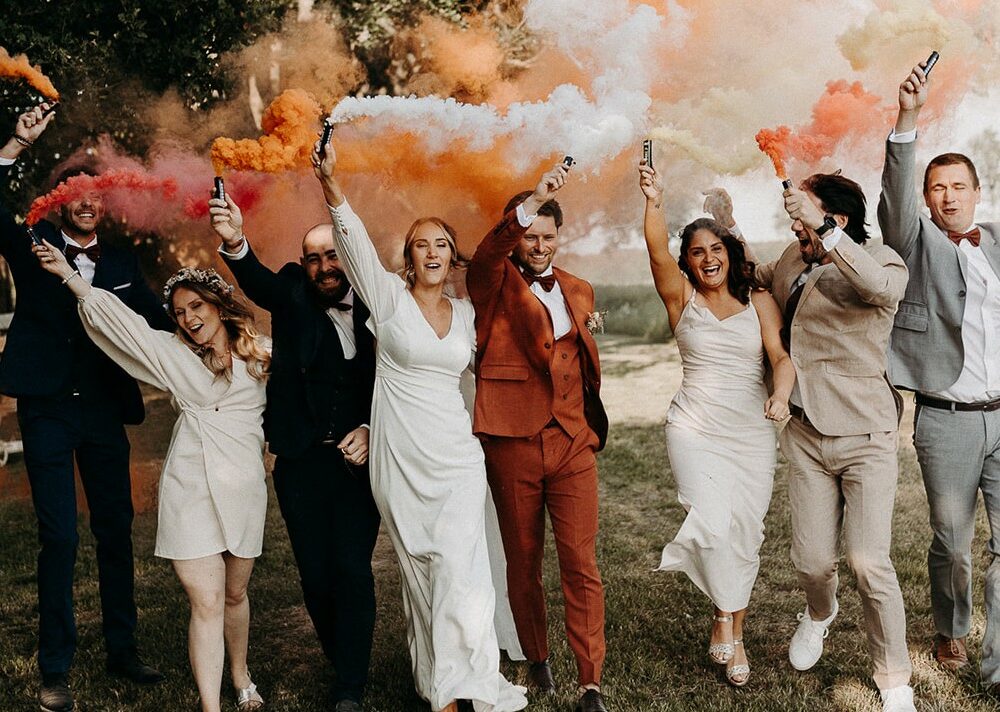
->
[399,217,468,287]
[165,269,270,382]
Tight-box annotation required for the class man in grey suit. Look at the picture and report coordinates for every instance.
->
[748,175,913,712]
[879,59,1000,683]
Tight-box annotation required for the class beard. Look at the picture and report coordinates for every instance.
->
[307,268,351,306]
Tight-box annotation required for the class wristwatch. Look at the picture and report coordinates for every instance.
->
[815,215,837,237]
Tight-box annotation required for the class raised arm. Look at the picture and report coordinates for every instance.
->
[877,61,929,260]
[750,290,794,422]
[313,137,401,324]
[467,162,569,306]
[639,161,689,328]
[209,194,294,313]
[0,104,57,257]
[703,186,775,288]
[785,187,908,307]
[32,239,178,391]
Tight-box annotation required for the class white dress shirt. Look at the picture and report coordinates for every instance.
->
[889,129,1000,402]
[219,237,358,359]
[516,203,572,339]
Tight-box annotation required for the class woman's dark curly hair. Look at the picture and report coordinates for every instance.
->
[677,217,756,305]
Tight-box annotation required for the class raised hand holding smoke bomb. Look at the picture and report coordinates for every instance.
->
[2,103,56,162]
[521,159,571,217]
[310,133,345,208]
[895,53,936,133]
[208,186,245,250]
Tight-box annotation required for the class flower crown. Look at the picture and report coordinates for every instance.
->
[162,267,235,301]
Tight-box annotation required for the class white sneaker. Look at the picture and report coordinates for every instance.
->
[880,685,916,712]
[788,598,839,671]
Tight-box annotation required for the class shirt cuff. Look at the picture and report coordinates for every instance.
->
[888,129,916,144]
[822,226,844,252]
[728,223,743,239]
[217,236,249,259]
[0,156,15,166]
[359,423,370,430]
[516,203,536,227]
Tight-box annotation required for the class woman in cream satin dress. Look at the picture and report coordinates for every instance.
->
[638,160,795,686]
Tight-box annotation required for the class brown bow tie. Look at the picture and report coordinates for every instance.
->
[521,271,556,292]
[65,243,101,262]
[948,227,981,247]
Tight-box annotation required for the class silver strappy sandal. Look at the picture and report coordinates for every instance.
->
[708,614,735,664]
[726,639,750,687]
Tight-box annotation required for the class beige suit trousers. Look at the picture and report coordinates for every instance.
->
[780,416,912,690]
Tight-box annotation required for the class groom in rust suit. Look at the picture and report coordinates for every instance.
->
[469,162,610,712]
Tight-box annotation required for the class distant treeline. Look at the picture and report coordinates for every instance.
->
[594,284,670,343]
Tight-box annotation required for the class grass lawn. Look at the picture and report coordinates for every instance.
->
[1,344,999,710]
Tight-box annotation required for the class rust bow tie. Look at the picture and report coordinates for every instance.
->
[65,243,101,261]
[521,271,556,292]
[948,227,981,247]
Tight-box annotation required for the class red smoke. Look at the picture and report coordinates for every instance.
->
[27,170,178,225]
[757,80,896,178]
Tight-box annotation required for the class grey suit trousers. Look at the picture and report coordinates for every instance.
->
[914,403,1000,682]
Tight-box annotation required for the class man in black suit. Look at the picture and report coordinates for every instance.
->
[1,105,170,711]
[210,193,379,712]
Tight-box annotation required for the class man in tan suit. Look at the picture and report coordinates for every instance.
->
[753,173,914,712]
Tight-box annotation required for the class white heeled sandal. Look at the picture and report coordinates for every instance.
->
[236,677,265,711]
[708,614,735,664]
[726,639,750,687]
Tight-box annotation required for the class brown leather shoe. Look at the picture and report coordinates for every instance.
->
[527,660,556,695]
[934,635,969,671]
[575,689,609,712]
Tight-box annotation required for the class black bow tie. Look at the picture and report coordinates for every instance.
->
[521,271,556,292]
[330,302,352,312]
[65,243,101,262]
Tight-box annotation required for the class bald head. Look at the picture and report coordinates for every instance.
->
[301,223,337,258]
[300,223,349,301]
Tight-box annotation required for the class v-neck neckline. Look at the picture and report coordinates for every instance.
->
[408,291,454,341]
[692,292,749,323]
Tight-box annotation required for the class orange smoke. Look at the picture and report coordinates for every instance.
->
[0,47,59,100]
[210,89,322,174]
[756,80,895,179]
[27,170,178,225]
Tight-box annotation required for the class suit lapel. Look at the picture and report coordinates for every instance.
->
[978,225,1000,281]
[90,241,115,289]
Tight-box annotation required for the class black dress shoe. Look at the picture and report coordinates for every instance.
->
[527,659,556,695]
[576,689,609,712]
[106,651,165,684]
[39,673,74,712]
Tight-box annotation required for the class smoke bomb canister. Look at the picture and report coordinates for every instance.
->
[562,155,574,168]
[26,225,43,246]
[320,120,334,155]
[213,176,226,202]
[924,51,940,77]
[781,179,793,190]
[42,102,59,117]
[643,139,653,169]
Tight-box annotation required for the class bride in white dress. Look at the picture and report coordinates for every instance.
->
[312,143,527,712]
[638,161,795,686]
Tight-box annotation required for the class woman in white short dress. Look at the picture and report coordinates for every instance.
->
[35,242,270,712]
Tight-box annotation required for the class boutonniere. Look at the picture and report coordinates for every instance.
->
[585,310,607,335]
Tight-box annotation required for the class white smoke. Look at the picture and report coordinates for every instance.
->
[329,0,690,172]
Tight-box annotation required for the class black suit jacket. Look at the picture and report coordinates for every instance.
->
[0,162,173,424]
[221,244,376,458]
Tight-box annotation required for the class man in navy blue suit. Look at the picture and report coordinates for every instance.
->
[0,104,171,712]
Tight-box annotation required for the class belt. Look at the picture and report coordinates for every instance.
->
[915,393,1000,412]
[788,404,811,425]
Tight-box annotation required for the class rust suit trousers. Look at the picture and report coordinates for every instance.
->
[482,422,606,685]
